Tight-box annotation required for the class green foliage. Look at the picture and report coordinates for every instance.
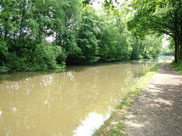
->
[142,35,163,59]
[130,37,142,59]
[0,66,9,73]
[0,0,78,73]
[130,35,163,59]
[128,0,182,62]
[0,0,164,73]
[0,40,8,65]
[71,7,100,64]
[170,62,182,74]
[162,46,174,56]
[108,129,124,136]
[32,40,66,70]
[97,12,132,62]
[3,40,65,72]
[107,122,125,136]
[66,7,133,64]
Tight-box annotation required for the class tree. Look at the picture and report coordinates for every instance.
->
[0,0,77,72]
[97,11,131,62]
[75,7,100,64]
[128,0,182,62]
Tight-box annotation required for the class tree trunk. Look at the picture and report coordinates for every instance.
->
[179,37,182,61]
[174,35,178,63]
[173,11,180,63]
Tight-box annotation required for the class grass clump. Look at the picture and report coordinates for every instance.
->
[170,61,182,74]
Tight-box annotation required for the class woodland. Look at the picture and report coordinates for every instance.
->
[0,0,180,73]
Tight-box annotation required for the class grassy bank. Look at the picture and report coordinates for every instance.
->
[170,62,182,74]
[93,63,162,136]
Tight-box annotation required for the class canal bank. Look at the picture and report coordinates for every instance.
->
[94,63,162,136]
[125,63,182,136]
[94,62,182,136]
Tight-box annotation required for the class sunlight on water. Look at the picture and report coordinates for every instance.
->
[0,111,2,117]
[74,112,110,136]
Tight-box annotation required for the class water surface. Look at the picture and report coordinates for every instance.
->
[0,60,156,136]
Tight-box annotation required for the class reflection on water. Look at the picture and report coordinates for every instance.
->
[0,60,156,136]
[74,112,110,136]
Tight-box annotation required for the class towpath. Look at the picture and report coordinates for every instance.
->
[125,63,182,136]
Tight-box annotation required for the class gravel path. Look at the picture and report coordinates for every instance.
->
[124,63,182,136]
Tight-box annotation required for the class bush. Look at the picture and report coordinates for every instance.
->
[32,40,66,70]
[1,40,66,73]
[0,66,9,73]
[0,40,8,66]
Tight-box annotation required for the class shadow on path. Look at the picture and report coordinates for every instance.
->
[125,63,182,136]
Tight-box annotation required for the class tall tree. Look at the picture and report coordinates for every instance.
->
[128,0,182,62]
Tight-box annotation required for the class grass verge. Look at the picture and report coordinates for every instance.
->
[170,61,182,75]
[93,63,162,136]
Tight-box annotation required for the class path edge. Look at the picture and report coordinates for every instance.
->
[93,63,163,136]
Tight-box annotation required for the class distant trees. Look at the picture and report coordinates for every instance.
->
[128,0,182,62]
[97,12,132,62]
[130,35,163,59]
[0,0,163,73]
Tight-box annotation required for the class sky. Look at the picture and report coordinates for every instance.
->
[162,35,170,48]
[91,0,132,10]
[91,0,105,10]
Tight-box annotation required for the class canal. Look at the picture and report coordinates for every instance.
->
[0,60,157,136]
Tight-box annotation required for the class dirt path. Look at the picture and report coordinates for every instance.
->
[124,63,182,136]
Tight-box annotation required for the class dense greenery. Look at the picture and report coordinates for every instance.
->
[127,0,182,63]
[162,45,174,56]
[0,0,76,72]
[130,35,163,59]
[0,0,163,73]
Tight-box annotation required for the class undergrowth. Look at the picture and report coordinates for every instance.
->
[170,61,182,74]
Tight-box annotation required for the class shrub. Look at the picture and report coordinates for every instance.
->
[32,40,66,70]
[2,40,66,73]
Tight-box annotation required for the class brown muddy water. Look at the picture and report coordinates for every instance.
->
[0,60,157,136]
